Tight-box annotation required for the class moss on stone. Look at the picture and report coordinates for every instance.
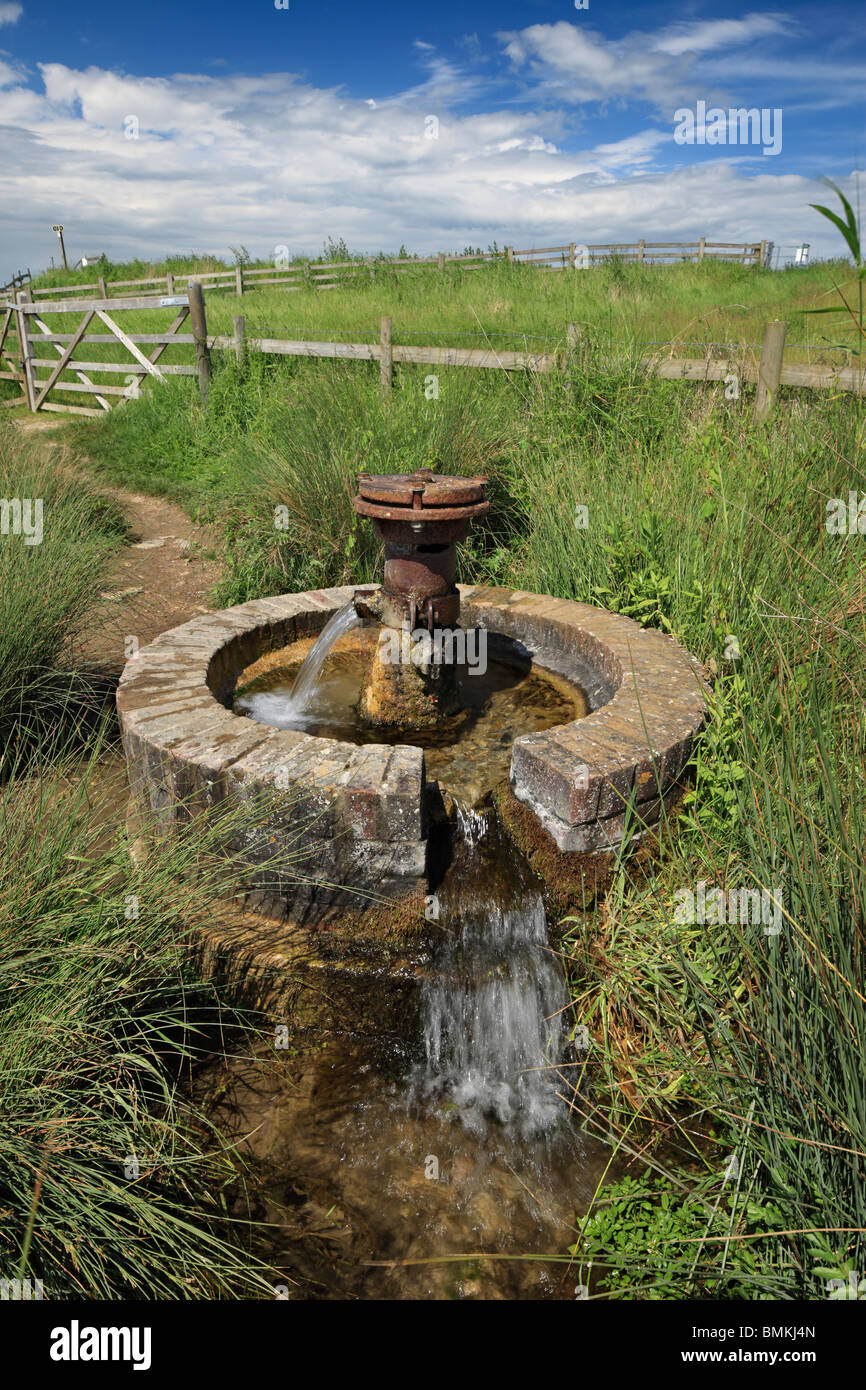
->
[493,780,613,921]
[311,887,437,956]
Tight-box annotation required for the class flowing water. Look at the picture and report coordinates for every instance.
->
[234,623,586,805]
[246,601,362,727]
[199,803,627,1298]
[214,613,622,1295]
[415,805,569,1138]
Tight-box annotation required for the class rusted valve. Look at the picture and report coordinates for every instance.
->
[352,470,488,630]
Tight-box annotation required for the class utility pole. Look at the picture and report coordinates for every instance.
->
[52,224,68,270]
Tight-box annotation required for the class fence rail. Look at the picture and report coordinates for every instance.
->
[5,237,770,306]
[20,252,498,302]
[510,240,765,269]
[1,292,859,423]
[0,268,31,299]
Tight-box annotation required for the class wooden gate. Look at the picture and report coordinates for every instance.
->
[0,292,197,416]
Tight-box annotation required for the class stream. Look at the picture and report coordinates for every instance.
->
[200,802,627,1299]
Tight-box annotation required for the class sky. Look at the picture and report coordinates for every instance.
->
[0,0,864,274]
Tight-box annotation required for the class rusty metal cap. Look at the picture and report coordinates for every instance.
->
[354,470,488,522]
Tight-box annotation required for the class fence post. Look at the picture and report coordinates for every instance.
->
[166,272,174,295]
[187,281,211,405]
[566,322,579,371]
[97,275,107,300]
[235,264,244,296]
[698,236,706,262]
[638,239,645,265]
[568,243,576,270]
[233,314,246,365]
[506,246,514,266]
[754,320,786,420]
[380,316,393,397]
[14,292,36,411]
[437,252,445,271]
[758,240,767,269]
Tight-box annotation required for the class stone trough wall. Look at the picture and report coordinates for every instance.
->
[117,584,708,921]
[461,588,709,852]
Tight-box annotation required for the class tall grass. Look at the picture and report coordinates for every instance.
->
[33,283,866,1297]
[507,366,865,1297]
[0,426,127,758]
[0,743,281,1299]
[25,254,861,358]
[568,644,866,1299]
[0,425,310,1299]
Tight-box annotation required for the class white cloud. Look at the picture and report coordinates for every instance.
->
[0,3,22,27]
[0,52,857,269]
[651,14,793,58]
[499,13,860,113]
[500,20,715,109]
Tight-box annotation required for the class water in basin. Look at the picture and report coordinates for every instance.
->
[234,625,588,805]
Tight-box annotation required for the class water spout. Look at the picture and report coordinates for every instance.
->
[236,601,360,729]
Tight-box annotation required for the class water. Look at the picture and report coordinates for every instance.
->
[203,1030,622,1299]
[197,804,625,1298]
[238,602,361,727]
[218,615,616,1295]
[416,806,570,1138]
[235,626,586,805]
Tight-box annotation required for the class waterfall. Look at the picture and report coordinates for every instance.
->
[416,807,569,1138]
[237,601,360,729]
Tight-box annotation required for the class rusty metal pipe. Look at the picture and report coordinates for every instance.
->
[353,470,488,630]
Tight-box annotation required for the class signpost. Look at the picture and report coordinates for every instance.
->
[52,224,68,271]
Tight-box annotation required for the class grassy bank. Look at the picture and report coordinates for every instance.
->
[2,258,858,424]
[0,426,127,757]
[0,747,280,1298]
[24,253,858,357]
[0,424,283,1297]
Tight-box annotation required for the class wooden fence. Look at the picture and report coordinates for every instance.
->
[0,291,197,416]
[0,268,31,300]
[509,239,765,269]
[5,238,767,305]
[19,253,494,303]
[1,290,860,423]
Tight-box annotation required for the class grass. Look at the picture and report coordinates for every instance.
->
[0,743,284,1298]
[2,257,861,421]
[3,247,865,1299]
[510,370,865,1298]
[0,426,127,758]
[21,252,859,353]
[0,419,300,1299]
[58,323,865,1297]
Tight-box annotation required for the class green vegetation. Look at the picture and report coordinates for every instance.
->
[59,318,865,1297]
[3,256,858,417]
[0,422,283,1297]
[575,1172,789,1299]
[0,745,278,1298]
[805,180,865,353]
[0,428,127,757]
[3,245,864,1300]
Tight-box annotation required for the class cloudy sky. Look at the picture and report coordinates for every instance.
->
[0,0,863,273]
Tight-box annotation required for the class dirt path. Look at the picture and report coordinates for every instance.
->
[18,419,224,675]
[84,485,224,674]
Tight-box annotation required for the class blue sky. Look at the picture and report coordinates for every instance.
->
[0,0,863,272]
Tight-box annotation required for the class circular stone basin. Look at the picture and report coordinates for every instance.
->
[117,584,708,921]
[233,628,588,807]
